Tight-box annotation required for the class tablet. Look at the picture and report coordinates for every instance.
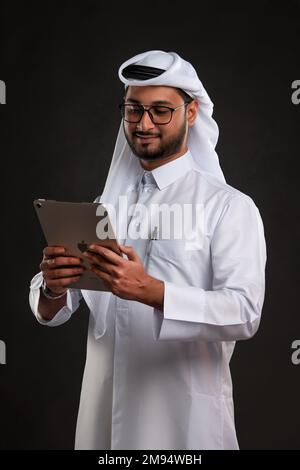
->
[33,199,121,291]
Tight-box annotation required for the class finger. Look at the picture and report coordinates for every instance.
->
[90,265,112,285]
[88,245,123,266]
[46,276,82,289]
[47,256,83,266]
[40,258,59,271]
[40,255,84,272]
[88,258,111,274]
[40,258,82,272]
[84,252,119,275]
[43,246,66,258]
[44,267,85,280]
[82,251,105,264]
[119,245,141,262]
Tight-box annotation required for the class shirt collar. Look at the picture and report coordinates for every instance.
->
[137,150,194,191]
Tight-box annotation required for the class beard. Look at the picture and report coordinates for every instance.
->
[123,119,187,162]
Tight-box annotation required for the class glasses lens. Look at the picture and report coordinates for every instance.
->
[121,105,144,123]
[150,106,172,124]
[120,105,173,124]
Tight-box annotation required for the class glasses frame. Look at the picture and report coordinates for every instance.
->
[119,102,191,125]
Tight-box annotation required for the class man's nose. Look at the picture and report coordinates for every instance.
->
[138,110,155,131]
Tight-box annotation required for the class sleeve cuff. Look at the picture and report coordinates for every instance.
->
[152,281,205,341]
[29,272,82,327]
[152,281,263,342]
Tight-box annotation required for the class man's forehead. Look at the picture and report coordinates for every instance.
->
[126,85,179,101]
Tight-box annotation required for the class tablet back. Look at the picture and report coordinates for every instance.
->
[34,199,120,291]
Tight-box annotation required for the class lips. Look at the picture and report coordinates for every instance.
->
[135,133,160,140]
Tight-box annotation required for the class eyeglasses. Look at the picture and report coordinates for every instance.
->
[119,102,190,125]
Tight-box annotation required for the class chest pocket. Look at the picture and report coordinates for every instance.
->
[145,238,209,287]
[147,239,192,261]
[145,239,193,285]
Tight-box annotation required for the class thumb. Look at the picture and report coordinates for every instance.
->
[119,245,140,262]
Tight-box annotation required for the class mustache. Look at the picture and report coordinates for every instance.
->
[133,132,161,137]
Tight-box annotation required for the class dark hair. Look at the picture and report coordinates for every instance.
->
[176,88,194,104]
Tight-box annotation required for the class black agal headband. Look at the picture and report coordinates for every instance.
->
[121,64,165,81]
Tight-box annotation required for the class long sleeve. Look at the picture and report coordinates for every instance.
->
[153,194,267,342]
[29,271,82,326]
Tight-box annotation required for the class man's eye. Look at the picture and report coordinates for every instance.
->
[153,107,169,115]
[128,106,142,113]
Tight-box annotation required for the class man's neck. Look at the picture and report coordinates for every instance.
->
[139,147,189,171]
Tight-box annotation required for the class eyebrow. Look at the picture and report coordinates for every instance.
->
[125,98,174,106]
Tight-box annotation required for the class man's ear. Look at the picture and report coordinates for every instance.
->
[187,100,199,127]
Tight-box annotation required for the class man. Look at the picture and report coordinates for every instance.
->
[29,50,267,450]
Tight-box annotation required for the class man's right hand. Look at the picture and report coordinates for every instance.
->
[40,246,85,295]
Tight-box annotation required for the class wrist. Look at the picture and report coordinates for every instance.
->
[139,275,164,311]
[41,280,68,300]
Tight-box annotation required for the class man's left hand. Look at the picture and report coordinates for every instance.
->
[82,244,164,310]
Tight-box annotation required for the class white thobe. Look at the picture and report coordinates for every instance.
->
[29,150,267,450]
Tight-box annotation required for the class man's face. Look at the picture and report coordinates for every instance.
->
[123,86,190,162]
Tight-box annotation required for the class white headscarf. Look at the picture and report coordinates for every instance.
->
[99,50,226,243]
